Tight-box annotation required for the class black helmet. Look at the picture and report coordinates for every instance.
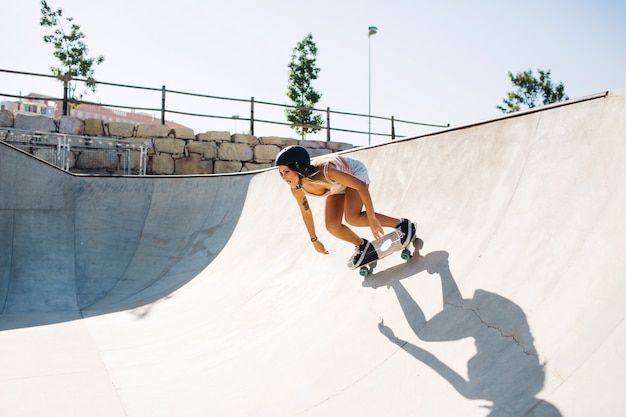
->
[274,145,310,174]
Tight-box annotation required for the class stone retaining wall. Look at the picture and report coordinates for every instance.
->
[0,111,354,175]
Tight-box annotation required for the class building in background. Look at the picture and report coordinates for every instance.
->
[0,93,56,117]
[0,93,189,129]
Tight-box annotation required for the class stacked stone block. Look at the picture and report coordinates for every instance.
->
[0,111,354,175]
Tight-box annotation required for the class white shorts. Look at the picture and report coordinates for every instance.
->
[347,158,370,185]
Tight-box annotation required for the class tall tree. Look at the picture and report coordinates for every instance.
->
[498,68,568,113]
[39,0,105,105]
[286,33,323,139]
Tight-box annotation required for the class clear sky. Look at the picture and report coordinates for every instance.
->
[2,0,625,146]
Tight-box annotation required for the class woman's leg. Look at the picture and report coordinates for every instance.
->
[325,194,362,246]
[343,187,399,228]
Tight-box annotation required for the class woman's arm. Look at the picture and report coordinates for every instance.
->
[290,187,329,254]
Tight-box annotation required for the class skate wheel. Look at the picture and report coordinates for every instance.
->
[359,266,370,277]
[412,237,424,250]
[401,249,412,261]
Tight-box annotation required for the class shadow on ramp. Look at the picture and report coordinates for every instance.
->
[378,250,561,416]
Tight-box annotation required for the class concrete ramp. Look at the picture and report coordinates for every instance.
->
[1,90,625,416]
[0,149,251,319]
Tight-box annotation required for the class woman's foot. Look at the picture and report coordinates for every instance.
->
[396,218,416,247]
[347,239,377,269]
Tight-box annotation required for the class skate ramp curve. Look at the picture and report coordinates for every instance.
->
[0,145,253,322]
[1,89,625,416]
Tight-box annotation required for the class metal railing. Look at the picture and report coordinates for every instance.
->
[0,127,147,175]
[0,68,449,143]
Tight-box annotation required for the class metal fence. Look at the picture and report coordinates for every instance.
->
[0,127,147,175]
[0,68,449,144]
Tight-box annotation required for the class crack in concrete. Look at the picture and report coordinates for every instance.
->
[448,302,539,357]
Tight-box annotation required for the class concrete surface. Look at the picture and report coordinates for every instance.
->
[1,89,625,416]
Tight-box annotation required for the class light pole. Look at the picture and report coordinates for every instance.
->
[368,26,378,145]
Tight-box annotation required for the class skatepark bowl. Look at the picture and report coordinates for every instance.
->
[1,89,625,416]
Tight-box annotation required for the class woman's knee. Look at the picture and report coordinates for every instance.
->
[325,219,343,235]
[344,210,366,226]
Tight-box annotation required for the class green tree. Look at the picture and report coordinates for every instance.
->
[286,33,323,139]
[497,68,568,113]
[39,0,105,105]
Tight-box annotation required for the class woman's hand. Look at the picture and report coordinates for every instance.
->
[313,240,329,254]
[369,216,384,241]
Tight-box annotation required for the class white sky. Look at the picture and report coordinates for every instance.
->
[2,0,625,146]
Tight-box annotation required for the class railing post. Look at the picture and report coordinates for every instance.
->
[391,115,396,140]
[250,97,255,136]
[326,107,331,142]
[161,85,166,125]
[62,73,70,116]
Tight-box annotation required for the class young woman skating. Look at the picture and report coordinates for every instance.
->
[274,146,416,268]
